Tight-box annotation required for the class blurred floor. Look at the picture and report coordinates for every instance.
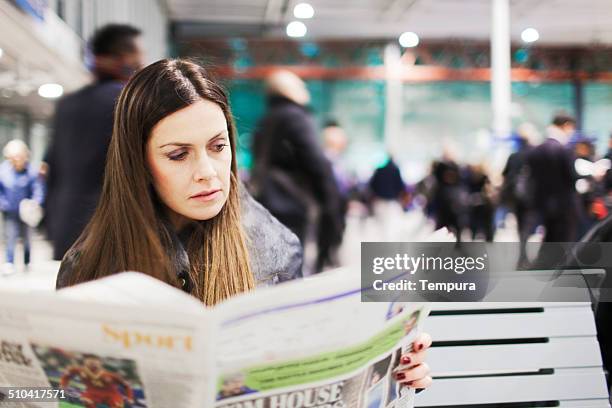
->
[0,228,58,291]
[337,210,538,263]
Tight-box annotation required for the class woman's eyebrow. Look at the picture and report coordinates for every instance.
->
[159,130,228,148]
[158,142,192,148]
[207,130,229,142]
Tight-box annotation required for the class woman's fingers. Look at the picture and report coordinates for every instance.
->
[412,332,432,352]
[396,331,432,370]
[392,332,434,390]
[409,375,433,390]
[394,362,430,383]
[397,348,427,368]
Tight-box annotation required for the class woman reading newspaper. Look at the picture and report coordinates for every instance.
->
[55,59,432,391]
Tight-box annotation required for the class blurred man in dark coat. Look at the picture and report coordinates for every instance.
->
[369,156,406,241]
[502,123,539,265]
[44,24,144,260]
[250,70,342,274]
[526,114,578,243]
[465,164,495,242]
[370,156,405,202]
[432,152,465,241]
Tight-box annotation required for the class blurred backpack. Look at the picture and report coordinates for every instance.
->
[501,162,533,208]
[514,164,533,206]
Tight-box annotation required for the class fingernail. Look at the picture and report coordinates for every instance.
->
[417,343,424,351]
[406,381,414,387]
[396,373,405,380]
[401,356,411,364]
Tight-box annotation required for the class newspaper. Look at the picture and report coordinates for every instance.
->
[0,268,428,408]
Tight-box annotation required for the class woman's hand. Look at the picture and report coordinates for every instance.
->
[394,332,432,390]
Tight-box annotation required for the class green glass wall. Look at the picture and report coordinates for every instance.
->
[584,82,612,154]
[227,79,611,181]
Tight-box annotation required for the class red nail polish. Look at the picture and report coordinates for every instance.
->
[401,356,411,364]
[396,373,405,380]
[417,343,424,351]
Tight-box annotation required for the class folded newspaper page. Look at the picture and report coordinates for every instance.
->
[0,268,428,408]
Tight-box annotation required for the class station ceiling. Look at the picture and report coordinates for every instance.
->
[166,0,612,45]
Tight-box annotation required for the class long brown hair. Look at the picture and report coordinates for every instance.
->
[64,59,254,305]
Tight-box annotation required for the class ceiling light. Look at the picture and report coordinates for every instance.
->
[294,3,314,19]
[38,83,63,98]
[521,28,539,43]
[399,32,419,48]
[287,21,307,38]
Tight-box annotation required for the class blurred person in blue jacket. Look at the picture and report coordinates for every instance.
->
[0,140,45,275]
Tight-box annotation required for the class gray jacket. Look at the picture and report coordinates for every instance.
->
[55,187,303,290]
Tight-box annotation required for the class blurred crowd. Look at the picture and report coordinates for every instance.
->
[249,70,612,275]
[2,24,612,280]
[414,114,612,249]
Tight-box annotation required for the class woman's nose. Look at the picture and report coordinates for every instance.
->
[193,154,216,181]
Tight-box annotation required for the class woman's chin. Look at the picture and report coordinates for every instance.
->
[186,203,225,222]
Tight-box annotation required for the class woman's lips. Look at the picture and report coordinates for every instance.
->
[190,189,221,202]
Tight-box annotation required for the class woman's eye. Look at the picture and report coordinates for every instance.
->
[168,151,188,161]
[212,143,228,153]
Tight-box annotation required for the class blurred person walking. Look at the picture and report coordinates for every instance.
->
[322,119,351,241]
[466,164,495,242]
[432,152,465,241]
[322,119,352,200]
[369,156,406,241]
[250,70,342,274]
[501,124,538,264]
[526,113,579,243]
[572,137,604,238]
[0,140,45,274]
[44,24,144,260]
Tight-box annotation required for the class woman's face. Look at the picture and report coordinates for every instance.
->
[146,100,232,229]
